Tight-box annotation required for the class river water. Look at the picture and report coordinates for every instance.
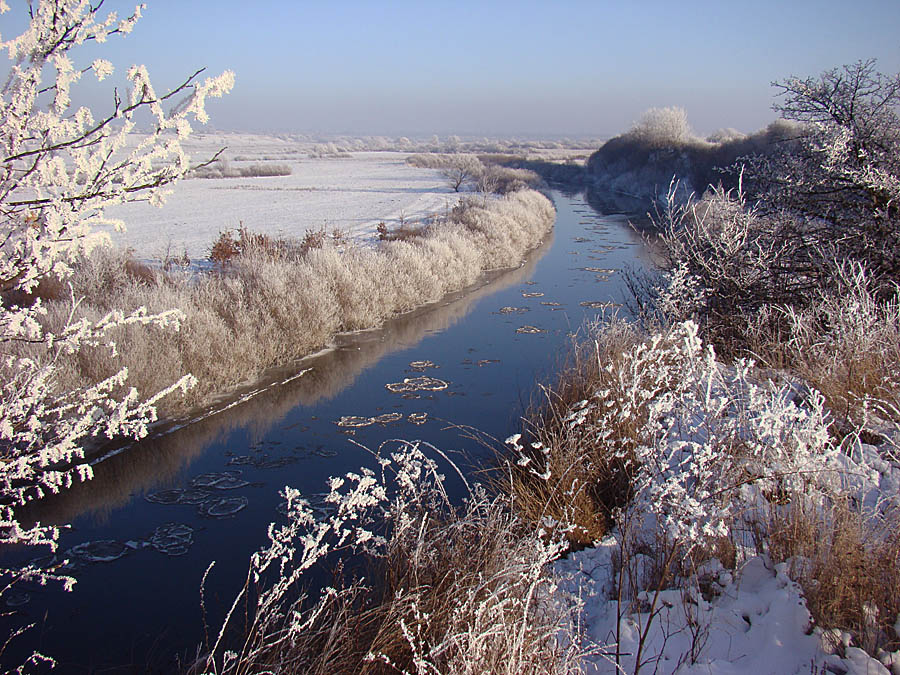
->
[1,189,649,672]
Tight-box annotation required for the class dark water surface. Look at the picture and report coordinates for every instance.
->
[1,190,649,672]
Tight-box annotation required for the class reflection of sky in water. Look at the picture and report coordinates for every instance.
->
[0,190,650,671]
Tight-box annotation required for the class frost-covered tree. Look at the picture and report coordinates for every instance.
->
[629,106,695,148]
[0,0,233,609]
[441,154,482,192]
[747,60,900,291]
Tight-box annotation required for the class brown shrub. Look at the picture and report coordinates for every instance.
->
[209,229,241,267]
[1,273,67,307]
[375,221,424,242]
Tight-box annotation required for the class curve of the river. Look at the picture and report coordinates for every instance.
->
[0,189,650,672]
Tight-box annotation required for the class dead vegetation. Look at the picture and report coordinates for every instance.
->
[192,442,586,675]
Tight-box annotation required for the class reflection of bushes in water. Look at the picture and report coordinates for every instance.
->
[22,235,552,528]
[12,190,554,418]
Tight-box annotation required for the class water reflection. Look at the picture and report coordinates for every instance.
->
[21,232,554,528]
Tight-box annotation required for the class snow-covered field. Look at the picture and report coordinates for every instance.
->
[102,134,458,260]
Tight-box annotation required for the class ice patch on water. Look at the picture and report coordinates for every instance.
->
[150,523,194,556]
[199,496,248,518]
[385,376,448,393]
[336,415,375,428]
[66,540,129,564]
[408,360,438,371]
[190,471,250,490]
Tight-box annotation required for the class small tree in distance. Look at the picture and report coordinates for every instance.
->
[441,153,482,191]
[0,0,233,650]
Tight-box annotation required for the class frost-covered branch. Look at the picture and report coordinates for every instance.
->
[0,0,232,637]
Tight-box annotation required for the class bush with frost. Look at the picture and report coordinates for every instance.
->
[507,320,840,553]
[198,440,588,674]
[628,106,697,148]
[504,317,900,668]
[15,189,553,417]
[745,59,900,295]
[0,1,232,659]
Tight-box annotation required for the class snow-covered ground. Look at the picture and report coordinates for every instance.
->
[557,544,900,674]
[102,134,458,260]
[550,422,900,674]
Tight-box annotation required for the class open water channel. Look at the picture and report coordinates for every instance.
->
[1,189,650,672]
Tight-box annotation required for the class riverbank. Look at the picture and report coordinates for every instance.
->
[9,189,554,420]
[499,90,900,671]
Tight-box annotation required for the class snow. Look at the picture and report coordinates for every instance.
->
[556,543,898,674]
[551,433,900,675]
[101,134,459,260]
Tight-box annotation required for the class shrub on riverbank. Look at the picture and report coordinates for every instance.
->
[188,158,293,179]
[406,153,545,194]
[502,60,900,670]
[585,113,795,203]
[8,189,554,418]
[501,318,900,669]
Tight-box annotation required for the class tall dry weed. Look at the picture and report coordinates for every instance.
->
[767,495,900,656]
[747,263,900,434]
[501,320,642,547]
[195,441,587,675]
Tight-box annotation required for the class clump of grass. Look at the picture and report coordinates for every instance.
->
[767,495,900,656]
[188,159,292,179]
[746,263,900,435]
[376,220,424,242]
[209,225,331,267]
[501,320,643,547]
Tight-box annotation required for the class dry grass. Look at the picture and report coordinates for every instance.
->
[188,159,292,179]
[502,314,900,665]
[194,443,585,675]
[746,264,900,435]
[9,190,554,418]
[368,496,577,674]
[501,320,652,548]
[376,220,425,242]
[195,500,581,674]
[767,495,900,656]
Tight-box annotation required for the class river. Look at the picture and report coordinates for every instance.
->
[1,188,650,672]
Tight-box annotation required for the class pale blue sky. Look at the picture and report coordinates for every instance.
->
[7,0,900,136]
